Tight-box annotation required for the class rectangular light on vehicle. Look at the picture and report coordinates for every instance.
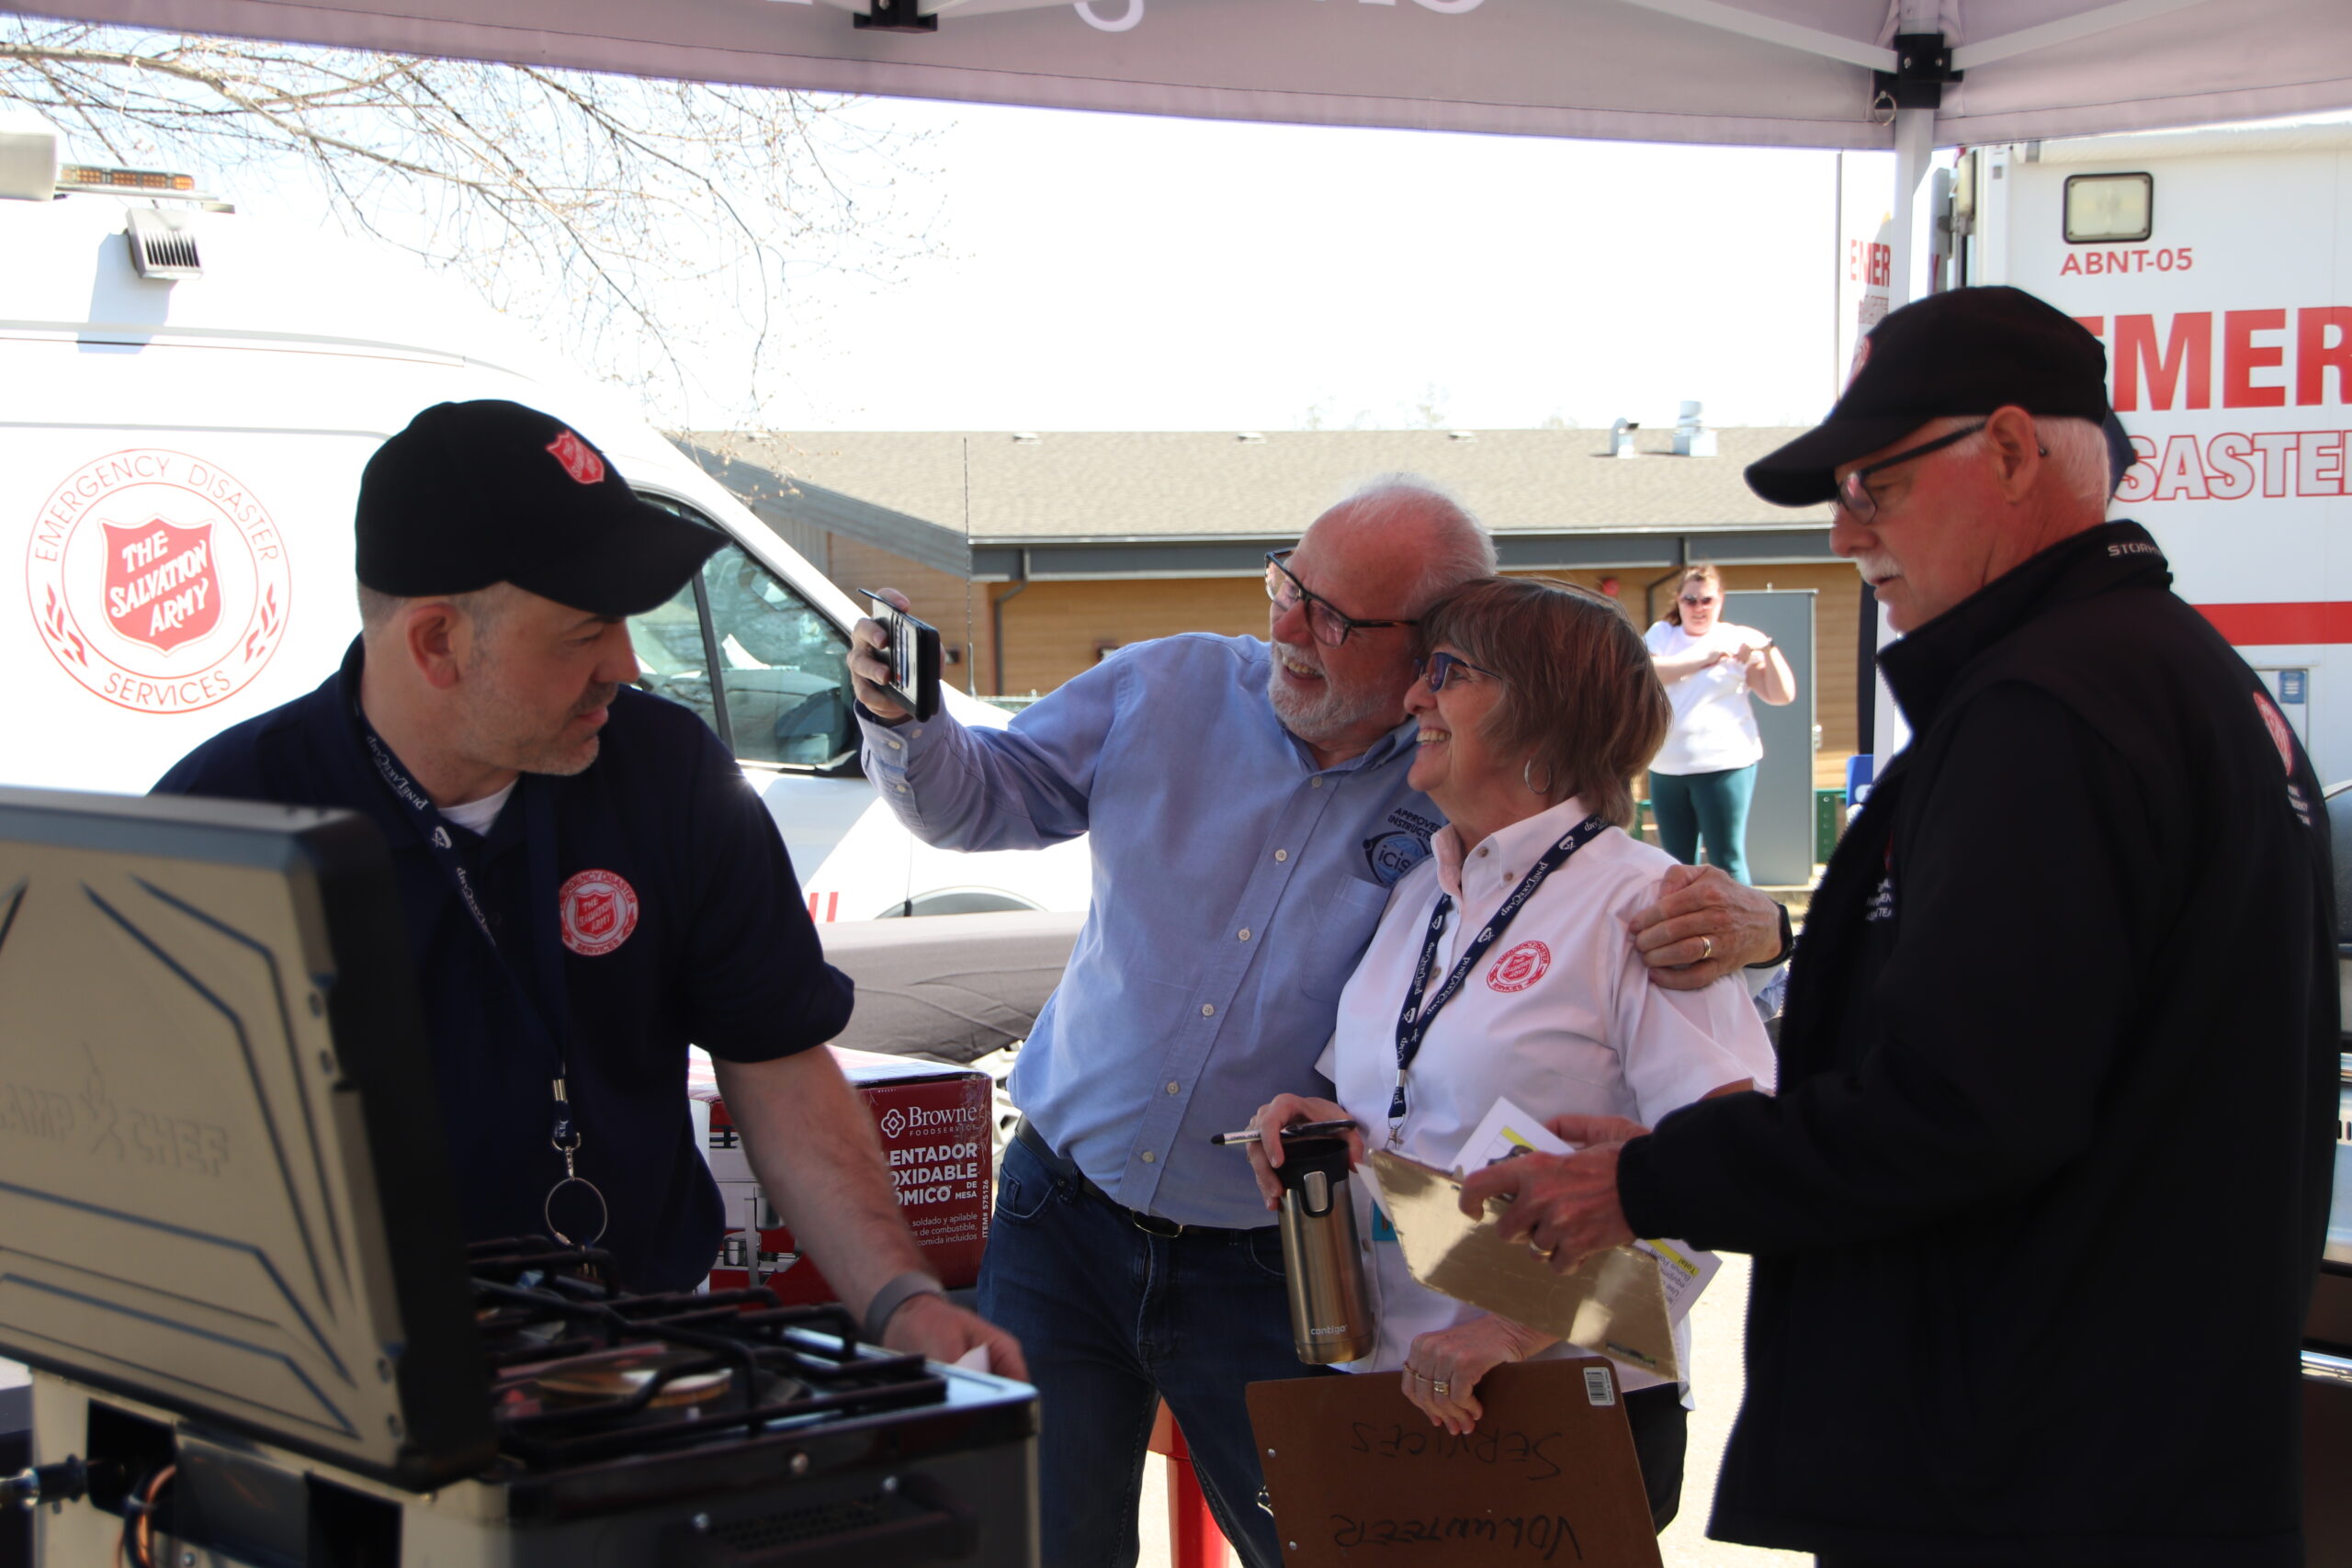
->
[2064,173,2154,244]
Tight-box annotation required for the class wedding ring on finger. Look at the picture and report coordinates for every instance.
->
[1700,934,1713,960]
[1431,1382,1451,1395]
[1530,1241,1557,1261]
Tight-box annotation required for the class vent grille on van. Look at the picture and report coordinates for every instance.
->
[126,208,201,280]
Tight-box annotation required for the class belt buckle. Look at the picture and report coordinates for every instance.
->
[1129,1208,1185,1238]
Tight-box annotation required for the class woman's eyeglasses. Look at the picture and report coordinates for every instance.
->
[1264,550,1418,649]
[1413,651,1500,692]
[1680,593,1717,606]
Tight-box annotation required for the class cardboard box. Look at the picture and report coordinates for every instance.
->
[705,1045,993,1303]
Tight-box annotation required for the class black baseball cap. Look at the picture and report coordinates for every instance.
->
[356,400,724,617]
[1746,286,2120,507]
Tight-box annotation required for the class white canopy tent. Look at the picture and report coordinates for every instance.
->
[20,0,2352,308]
[12,0,2350,152]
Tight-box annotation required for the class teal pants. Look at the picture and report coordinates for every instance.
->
[1650,762,1758,885]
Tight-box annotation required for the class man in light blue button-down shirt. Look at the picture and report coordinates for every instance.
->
[850,479,1786,1568]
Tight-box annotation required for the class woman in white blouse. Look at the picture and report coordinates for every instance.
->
[1242,576,1774,1532]
[1643,564,1795,886]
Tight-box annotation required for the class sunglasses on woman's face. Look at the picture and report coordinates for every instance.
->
[1413,650,1501,692]
[1681,594,1717,606]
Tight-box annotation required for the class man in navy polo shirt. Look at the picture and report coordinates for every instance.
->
[155,400,1023,1373]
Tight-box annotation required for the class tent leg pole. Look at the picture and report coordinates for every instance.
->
[1886,105,1935,310]
[1870,84,1938,778]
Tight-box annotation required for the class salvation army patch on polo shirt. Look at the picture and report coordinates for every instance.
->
[560,868,640,956]
[1487,940,1551,993]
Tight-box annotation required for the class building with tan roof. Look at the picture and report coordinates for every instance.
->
[677,424,1862,787]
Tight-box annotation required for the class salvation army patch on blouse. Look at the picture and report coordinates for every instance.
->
[560,868,640,956]
[1487,940,1551,993]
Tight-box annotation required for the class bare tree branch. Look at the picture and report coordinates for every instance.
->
[0,20,940,420]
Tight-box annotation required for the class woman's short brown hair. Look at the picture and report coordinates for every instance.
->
[1662,563,1722,626]
[1419,577,1669,829]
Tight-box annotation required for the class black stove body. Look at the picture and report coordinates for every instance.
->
[29,1244,1036,1567]
[0,790,1036,1567]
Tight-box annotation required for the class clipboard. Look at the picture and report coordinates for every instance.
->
[1246,1359,1662,1567]
[1369,1149,1679,1383]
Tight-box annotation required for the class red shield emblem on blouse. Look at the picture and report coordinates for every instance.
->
[1487,940,1552,994]
[544,429,606,486]
[101,519,219,654]
[560,869,639,956]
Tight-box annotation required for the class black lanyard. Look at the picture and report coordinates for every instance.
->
[1388,813,1608,1140]
[353,706,606,1246]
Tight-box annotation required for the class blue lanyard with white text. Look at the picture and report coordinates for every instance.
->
[354,707,606,1245]
[1388,813,1608,1144]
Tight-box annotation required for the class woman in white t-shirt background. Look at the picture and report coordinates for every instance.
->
[1642,564,1796,886]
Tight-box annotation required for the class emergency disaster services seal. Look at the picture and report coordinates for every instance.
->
[560,869,641,957]
[26,448,292,715]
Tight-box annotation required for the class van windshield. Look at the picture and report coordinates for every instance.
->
[628,497,857,770]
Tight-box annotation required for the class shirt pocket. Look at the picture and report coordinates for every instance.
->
[1300,875,1398,1002]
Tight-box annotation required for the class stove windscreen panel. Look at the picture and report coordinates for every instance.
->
[0,787,492,1487]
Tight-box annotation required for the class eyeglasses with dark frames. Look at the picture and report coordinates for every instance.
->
[1680,593,1718,606]
[1836,421,2050,524]
[1413,650,1502,692]
[1264,549,1419,649]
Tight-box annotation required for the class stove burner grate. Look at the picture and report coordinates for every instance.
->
[464,1239,950,1470]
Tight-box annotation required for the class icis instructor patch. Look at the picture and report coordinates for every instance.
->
[560,868,640,956]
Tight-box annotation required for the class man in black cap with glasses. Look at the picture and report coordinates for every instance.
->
[1461,286,2336,1566]
[153,399,1023,1376]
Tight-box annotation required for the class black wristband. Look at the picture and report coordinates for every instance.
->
[1745,903,1793,969]
[863,1270,945,1344]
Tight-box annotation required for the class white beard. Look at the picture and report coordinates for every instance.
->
[1266,648,1393,747]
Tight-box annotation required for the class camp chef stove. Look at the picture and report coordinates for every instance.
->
[18,1240,1036,1567]
[0,789,1037,1568]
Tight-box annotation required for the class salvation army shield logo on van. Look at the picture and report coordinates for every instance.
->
[101,520,219,653]
[25,449,292,715]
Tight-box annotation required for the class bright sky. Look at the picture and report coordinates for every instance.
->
[739,97,1893,434]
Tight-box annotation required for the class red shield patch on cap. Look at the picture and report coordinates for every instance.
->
[102,519,220,654]
[560,869,639,956]
[1487,940,1552,994]
[545,429,606,487]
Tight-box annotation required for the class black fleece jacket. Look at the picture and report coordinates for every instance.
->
[1619,521,2337,1566]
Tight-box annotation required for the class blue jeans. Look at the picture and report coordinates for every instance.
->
[978,1133,1322,1568]
[1650,763,1758,885]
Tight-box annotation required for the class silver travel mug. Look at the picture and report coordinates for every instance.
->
[1272,1134,1375,1365]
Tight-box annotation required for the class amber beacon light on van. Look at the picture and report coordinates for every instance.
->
[57,164,196,194]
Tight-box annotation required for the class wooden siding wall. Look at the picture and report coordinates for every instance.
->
[821,536,996,695]
[815,540,1861,786]
[988,578,1269,695]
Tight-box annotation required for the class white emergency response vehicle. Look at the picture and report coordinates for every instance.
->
[1943,118,2352,781]
[0,120,1088,920]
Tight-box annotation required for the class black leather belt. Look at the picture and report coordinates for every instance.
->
[1012,1118,1255,1240]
